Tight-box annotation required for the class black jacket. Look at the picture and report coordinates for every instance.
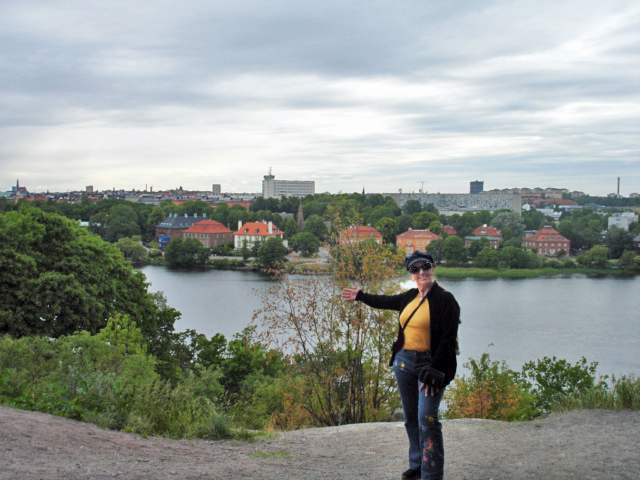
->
[356,282,461,386]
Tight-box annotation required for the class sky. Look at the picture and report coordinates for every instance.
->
[1,0,639,197]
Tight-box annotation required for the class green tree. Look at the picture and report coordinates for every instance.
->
[577,245,610,268]
[290,232,321,257]
[491,211,525,241]
[115,236,148,263]
[469,237,492,258]
[427,238,445,264]
[374,217,398,245]
[473,246,499,268]
[104,204,141,242]
[164,238,210,266]
[302,214,328,241]
[442,235,467,265]
[281,217,299,240]
[402,200,422,215]
[604,226,633,259]
[620,251,640,273]
[0,207,176,340]
[256,237,288,269]
[411,212,439,230]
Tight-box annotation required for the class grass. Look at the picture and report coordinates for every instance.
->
[433,266,626,279]
[249,449,295,459]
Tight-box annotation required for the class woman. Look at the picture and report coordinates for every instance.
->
[342,251,460,480]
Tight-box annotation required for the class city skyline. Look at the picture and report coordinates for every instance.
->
[1,1,639,196]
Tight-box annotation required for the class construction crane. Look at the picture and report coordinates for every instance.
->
[417,181,428,193]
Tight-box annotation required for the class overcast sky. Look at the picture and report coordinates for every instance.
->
[1,0,638,196]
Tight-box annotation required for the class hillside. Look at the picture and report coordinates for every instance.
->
[1,406,638,479]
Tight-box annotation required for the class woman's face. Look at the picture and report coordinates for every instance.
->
[411,264,434,291]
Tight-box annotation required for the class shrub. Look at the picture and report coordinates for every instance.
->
[554,375,640,412]
[446,352,537,421]
[518,356,598,413]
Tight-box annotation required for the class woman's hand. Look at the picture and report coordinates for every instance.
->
[341,285,360,302]
[420,383,440,397]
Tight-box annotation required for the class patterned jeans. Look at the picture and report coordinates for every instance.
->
[392,349,445,480]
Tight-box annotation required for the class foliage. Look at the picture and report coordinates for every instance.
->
[164,238,210,266]
[553,375,640,411]
[0,207,177,340]
[619,251,640,273]
[290,232,321,257]
[254,240,402,426]
[499,246,541,269]
[577,245,610,268]
[0,319,230,439]
[442,235,467,265]
[473,246,499,268]
[115,236,149,263]
[557,209,607,253]
[302,214,328,241]
[256,237,288,269]
[491,211,526,240]
[518,356,599,413]
[446,352,537,421]
[375,217,399,245]
[604,226,634,259]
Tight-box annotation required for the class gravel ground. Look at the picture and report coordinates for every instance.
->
[1,406,639,479]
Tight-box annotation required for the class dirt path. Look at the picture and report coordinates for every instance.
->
[1,406,639,479]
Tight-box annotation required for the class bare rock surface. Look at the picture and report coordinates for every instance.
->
[1,405,639,479]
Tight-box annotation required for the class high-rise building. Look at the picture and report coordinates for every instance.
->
[261,169,314,198]
[470,180,484,194]
[212,184,221,195]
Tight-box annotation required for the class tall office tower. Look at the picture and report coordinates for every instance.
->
[470,180,484,194]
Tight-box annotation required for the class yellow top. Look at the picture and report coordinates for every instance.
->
[399,294,430,352]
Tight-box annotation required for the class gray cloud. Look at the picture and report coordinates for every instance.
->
[0,0,638,195]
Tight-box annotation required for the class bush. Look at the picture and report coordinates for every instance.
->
[518,356,599,413]
[446,352,537,421]
[554,375,640,412]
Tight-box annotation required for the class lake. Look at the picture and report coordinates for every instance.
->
[137,266,640,377]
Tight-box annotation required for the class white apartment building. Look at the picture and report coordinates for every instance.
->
[608,212,638,231]
[262,171,315,198]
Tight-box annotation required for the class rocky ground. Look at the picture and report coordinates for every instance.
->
[1,406,639,479]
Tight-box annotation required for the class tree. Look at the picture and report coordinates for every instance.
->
[281,217,299,239]
[604,226,633,259]
[254,240,401,426]
[442,235,467,265]
[491,211,525,241]
[104,204,141,242]
[164,238,210,266]
[469,237,492,258]
[374,217,398,245]
[402,200,422,215]
[411,212,439,230]
[115,236,148,263]
[577,245,609,268]
[256,237,288,269]
[303,214,328,241]
[474,246,499,268]
[0,207,177,340]
[290,232,321,257]
[428,238,445,264]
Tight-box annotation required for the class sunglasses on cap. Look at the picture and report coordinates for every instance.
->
[408,261,433,274]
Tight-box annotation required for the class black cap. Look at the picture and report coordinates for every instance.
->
[404,251,435,271]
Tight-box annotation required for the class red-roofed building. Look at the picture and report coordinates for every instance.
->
[464,226,503,249]
[442,225,457,236]
[182,220,233,248]
[523,227,570,256]
[396,230,442,254]
[340,226,383,245]
[234,221,285,250]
